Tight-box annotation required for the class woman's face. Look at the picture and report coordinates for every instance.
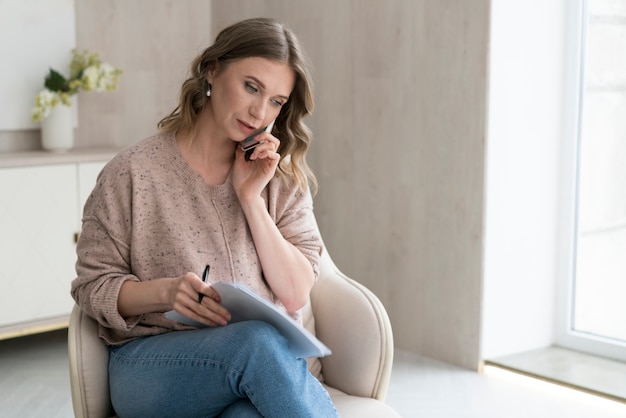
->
[207,57,295,142]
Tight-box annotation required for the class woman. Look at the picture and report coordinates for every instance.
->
[71,17,338,417]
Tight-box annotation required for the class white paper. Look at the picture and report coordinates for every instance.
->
[166,282,331,359]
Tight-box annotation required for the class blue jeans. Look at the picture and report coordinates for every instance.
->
[108,320,338,418]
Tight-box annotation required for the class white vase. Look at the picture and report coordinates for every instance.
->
[41,102,75,152]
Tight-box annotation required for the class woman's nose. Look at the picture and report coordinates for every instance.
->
[249,98,267,121]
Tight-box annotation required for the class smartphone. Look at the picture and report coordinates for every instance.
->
[242,120,275,161]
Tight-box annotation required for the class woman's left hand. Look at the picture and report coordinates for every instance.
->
[232,131,280,202]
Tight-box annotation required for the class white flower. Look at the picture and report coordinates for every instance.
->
[31,49,122,122]
[32,89,61,122]
[81,66,100,92]
[81,63,121,92]
[97,63,121,92]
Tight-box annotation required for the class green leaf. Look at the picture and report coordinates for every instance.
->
[44,69,69,92]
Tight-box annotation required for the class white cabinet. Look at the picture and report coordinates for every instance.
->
[0,153,113,338]
[0,165,78,328]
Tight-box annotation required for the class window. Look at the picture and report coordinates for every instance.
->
[558,0,626,361]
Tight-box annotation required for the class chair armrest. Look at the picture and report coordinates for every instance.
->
[311,249,394,401]
[68,304,115,418]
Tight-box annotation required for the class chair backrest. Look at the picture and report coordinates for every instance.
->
[68,304,115,418]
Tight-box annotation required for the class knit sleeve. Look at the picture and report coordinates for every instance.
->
[267,177,323,280]
[71,154,142,331]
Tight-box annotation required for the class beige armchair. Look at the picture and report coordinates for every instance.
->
[68,248,400,417]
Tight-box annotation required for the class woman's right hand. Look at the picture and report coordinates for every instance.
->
[169,272,231,327]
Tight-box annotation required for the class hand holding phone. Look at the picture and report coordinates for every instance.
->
[241,120,275,161]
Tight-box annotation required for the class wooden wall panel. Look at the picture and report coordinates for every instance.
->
[212,0,490,369]
[74,0,212,148]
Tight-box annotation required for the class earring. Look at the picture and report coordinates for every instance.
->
[206,83,212,97]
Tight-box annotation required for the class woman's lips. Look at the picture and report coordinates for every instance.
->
[237,119,257,135]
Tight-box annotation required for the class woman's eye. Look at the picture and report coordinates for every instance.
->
[245,81,284,107]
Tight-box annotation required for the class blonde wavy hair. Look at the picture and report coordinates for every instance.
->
[158,17,317,194]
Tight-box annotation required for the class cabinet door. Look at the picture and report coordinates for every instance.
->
[0,165,79,326]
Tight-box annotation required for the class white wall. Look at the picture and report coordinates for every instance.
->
[0,0,76,130]
[481,0,567,359]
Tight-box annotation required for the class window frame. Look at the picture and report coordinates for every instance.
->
[556,0,626,362]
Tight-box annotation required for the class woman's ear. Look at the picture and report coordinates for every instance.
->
[206,60,220,84]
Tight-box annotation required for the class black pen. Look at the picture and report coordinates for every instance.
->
[198,264,210,303]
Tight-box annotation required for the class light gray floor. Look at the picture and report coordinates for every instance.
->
[1,330,625,418]
[387,351,626,418]
[0,330,72,418]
